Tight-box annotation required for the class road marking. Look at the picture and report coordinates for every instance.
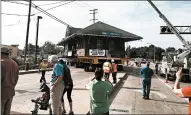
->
[133,89,167,99]
[155,74,189,103]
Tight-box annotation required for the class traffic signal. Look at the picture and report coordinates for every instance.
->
[160,26,191,34]
[160,26,173,34]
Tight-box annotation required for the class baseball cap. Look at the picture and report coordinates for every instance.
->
[1,46,9,54]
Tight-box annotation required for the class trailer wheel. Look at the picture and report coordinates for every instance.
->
[75,63,79,68]
[84,64,90,72]
[182,75,189,82]
[118,65,123,71]
[89,65,96,72]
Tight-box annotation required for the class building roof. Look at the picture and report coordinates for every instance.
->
[58,21,143,45]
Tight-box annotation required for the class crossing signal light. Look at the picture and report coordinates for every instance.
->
[160,26,173,34]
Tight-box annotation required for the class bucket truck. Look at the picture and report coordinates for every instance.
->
[147,0,191,82]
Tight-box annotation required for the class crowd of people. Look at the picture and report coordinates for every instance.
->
[1,46,191,115]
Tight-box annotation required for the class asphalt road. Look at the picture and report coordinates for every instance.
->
[11,66,95,114]
[11,66,127,114]
[109,66,189,114]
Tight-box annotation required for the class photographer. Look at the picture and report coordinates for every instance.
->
[89,68,113,115]
[173,68,191,114]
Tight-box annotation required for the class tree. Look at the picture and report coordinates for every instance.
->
[166,47,176,53]
[23,43,40,55]
[42,41,57,54]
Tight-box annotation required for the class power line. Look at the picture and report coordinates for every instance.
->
[32,1,74,15]
[1,13,34,16]
[31,2,73,27]
[37,1,65,6]
[2,1,28,6]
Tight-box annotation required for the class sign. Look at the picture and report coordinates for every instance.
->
[89,49,105,56]
[67,51,72,56]
[102,32,120,36]
[77,49,85,56]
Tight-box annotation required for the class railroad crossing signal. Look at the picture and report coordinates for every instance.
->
[160,26,191,34]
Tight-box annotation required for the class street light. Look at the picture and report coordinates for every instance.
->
[35,16,43,64]
[147,43,155,62]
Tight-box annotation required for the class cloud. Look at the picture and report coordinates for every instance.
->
[1,1,191,50]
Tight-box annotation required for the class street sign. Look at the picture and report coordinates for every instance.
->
[102,32,120,36]
[89,49,105,56]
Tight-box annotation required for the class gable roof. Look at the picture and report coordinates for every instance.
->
[58,21,143,45]
[75,21,142,39]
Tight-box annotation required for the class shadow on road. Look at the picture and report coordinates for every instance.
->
[109,75,128,105]
[122,87,160,91]
[15,90,36,94]
[152,99,188,106]
[73,88,87,91]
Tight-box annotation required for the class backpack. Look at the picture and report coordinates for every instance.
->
[62,64,73,86]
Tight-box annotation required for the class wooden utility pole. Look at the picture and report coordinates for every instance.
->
[35,16,42,64]
[24,0,32,64]
[89,9,98,24]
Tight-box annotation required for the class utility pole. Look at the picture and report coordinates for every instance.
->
[89,9,98,24]
[35,16,43,64]
[24,0,32,65]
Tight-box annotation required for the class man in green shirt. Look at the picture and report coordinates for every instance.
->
[90,68,113,115]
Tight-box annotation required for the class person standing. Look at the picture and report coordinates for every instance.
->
[111,59,118,84]
[155,63,158,74]
[59,60,74,115]
[49,55,65,115]
[90,68,113,115]
[173,68,191,114]
[39,59,49,83]
[1,46,19,115]
[140,62,154,99]
[103,60,112,79]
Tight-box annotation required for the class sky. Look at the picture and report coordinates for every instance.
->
[1,1,191,50]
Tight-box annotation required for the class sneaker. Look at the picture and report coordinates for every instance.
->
[62,110,66,115]
[142,96,146,99]
[68,111,74,115]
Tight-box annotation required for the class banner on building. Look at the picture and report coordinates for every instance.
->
[89,49,105,56]
[77,49,85,56]
[67,51,72,56]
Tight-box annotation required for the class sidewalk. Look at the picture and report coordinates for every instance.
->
[19,69,53,75]
[109,74,188,114]
[62,72,127,114]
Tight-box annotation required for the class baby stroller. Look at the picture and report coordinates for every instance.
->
[31,82,52,115]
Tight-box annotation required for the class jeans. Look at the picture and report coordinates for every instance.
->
[142,78,151,98]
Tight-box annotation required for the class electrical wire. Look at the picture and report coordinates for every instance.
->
[37,1,65,6]
[31,2,73,27]
[32,1,74,15]
[1,13,32,16]
[2,1,29,6]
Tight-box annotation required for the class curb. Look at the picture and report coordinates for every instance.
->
[86,73,128,115]
[19,69,53,75]
[155,74,189,103]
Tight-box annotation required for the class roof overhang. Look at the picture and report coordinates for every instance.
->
[57,33,143,45]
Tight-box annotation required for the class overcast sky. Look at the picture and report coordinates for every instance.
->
[1,1,191,50]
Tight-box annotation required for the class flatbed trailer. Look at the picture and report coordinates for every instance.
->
[71,56,128,72]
